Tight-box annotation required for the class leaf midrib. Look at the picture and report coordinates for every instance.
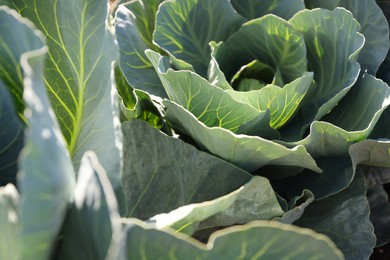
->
[38,0,89,157]
[68,2,88,157]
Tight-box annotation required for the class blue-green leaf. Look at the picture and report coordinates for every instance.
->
[115,1,167,97]
[146,50,277,137]
[274,190,314,224]
[349,139,390,169]
[227,72,313,129]
[149,176,283,236]
[213,14,307,84]
[121,219,343,259]
[0,6,42,119]
[281,74,390,157]
[18,26,75,260]
[231,0,306,20]
[57,152,122,260]
[207,42,233,90]
[1,0,122,187]
[0,81,23,186]
[287,8,364,137]
[115,66,164,128]
[305,0,390,74]
[199,177,284,229]
[163,99,321,173]
[0,6,40,185]
[148,182,244,236]
[273,156,354,199]
[0,184,20,260]
[154,0,246,76]
[295,172,375,260]
[122,119,251,220]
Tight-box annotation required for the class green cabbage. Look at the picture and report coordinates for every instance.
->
[115,0,390,258]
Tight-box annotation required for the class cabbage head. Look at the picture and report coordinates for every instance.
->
[115,0,390,258]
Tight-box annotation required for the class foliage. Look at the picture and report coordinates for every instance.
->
[1,0,390,259]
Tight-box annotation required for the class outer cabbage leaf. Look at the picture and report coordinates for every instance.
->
[349,139,390,247]
[0,81,23,186]
[280,74,390,157]
[148,183,243,236]
[149,177,283,236]
[115,1,167,97]
[122,120,252,220]
[212,15,307,85]
[0,7,42,119]
[276,107,390,200]
[153,0,246,76]
[0,7,41,185]
[295,172,375,260]
[1,0,122,187]
[231,0,305,20]
[57,152,122,260]
[349,139,390,173]
[146,50,277,137]
[284,8,364,139]
[194,189,314,242]
[305,0,390,74]
[273,156,354,199]
[377,0,390,84]
[121,219,343,259]
[163,99,320,173]
[273,190,314,224]
[198,177,284,229]
[0,184,20,260]
[18,27,75,259]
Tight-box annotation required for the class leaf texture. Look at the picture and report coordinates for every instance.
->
[1,0,122,186]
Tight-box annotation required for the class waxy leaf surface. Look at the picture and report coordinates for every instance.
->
[0,184,20,260]
[1,0,122,187]
[122,120,251,220]
[17,23,75,259]
[122,219,343,259]
[57,152,122,260]
[154,0,246,76]
[115,0,167,97]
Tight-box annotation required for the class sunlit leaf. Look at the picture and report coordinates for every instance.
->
[285,8,364,138]
[305,0,389,74]
[146,50,277,137]
[164,99,320,173]
[0,184,20,260]
[213,14,307,84]
[115,0,167,97]
[121,219,343,259]
[17,21,75,260]
[227,72,313,129]
[1,0,122,187]
[57,152,122,260]
[154,0,246,76]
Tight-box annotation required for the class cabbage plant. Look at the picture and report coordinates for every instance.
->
[115,0,390,258]
[0,0,390,259]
